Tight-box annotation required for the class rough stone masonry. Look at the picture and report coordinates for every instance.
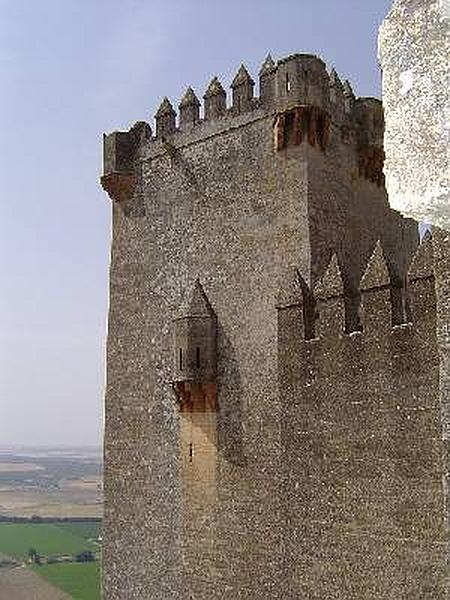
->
[379,0,449,230]
[101,51,448,599]
[380,5,450,597]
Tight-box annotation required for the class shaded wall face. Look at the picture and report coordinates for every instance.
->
[279,275,446,599]
[103,113,312,600]
[306,122,418,289]
[433,229,450,546]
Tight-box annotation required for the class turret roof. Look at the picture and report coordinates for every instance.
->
[182,279,215,318]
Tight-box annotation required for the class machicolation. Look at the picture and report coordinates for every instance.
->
[102,53,386,207]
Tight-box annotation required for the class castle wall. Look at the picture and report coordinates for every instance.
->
[104,110,312,599]
[102,53,430,599]
[279,248,447,598]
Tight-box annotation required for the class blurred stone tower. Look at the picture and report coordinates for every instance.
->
[101,52,447,599]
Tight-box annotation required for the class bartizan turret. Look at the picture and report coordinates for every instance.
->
[172,279,217,412]
[275,53,330,111]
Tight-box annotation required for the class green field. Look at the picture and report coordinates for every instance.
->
[55,521,102,541]
[32,562,101,600]
[0,523,96,560]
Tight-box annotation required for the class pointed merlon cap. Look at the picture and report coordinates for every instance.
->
[360,241,390,290]
[408,232,434,280]
[156,97,176,116]
[259,53,276,75]
[179,86,200,108]
[231,64,255,88]
[182,279,216,318]
[329,68,343,87]
[313,253,344,299]
[343,80,355,97]
[276,268,305,307]
[204,77,226,98]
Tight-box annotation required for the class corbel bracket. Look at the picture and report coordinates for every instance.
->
[100,172,136,204]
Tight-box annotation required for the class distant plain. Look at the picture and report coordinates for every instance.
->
[0,448,102,599]
[0,447,102,518]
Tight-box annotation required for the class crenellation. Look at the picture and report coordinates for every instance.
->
[259,53,277,106]
[312,253,346,337]
[360,241,392,332]
[290,239,436,343]
[231,64,255,114]
[329,68,343,92]
[276,269,315,341]
[360,241,390,291]
[104,54,393,167]
[179,87,201,131]
[203,76,227,121]
[155,96,176,138]
[408,233,434,281]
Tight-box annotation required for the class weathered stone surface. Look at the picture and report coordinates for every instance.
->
[100,51,450,600]
[379,0,450,229]
[380,9,450,596]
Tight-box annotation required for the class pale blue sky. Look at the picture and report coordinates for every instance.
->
[0,0,392,447]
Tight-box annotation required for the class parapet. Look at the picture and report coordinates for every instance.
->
[101,51,387,198]
[101,121,151,203]
[280,236,436,341]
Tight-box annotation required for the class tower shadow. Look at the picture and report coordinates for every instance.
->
[216,323,246,467]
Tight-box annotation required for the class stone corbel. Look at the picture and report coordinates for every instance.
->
[274,105,331,152]
[100,172,136,204]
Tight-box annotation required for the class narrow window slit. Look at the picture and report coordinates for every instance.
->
[196,347,201,369]
[179,348,183,370]
[189,443,193,462]
[286,73,291,93]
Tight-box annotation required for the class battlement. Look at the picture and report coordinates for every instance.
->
[101,51,386,202]
[278,235,434,341]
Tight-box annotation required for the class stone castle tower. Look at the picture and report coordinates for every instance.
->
[101,52,448,599]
